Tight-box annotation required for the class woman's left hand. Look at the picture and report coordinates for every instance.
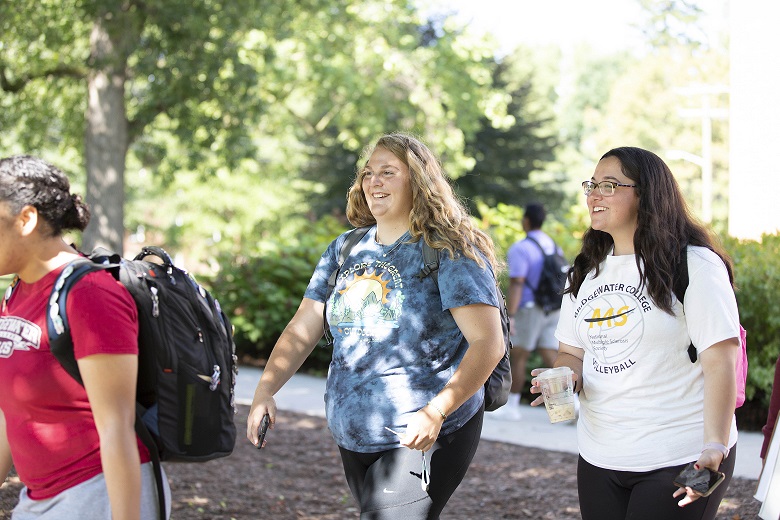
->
[529,367,552,407]
[400,406,444,452]
[672,450,724,506]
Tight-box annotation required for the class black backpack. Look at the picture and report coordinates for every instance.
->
[672,247,748,408]
[524,236,568,314]
[46,246,238,520]
[323,227,512,412]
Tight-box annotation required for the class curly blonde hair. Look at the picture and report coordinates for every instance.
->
[345,132,498,273]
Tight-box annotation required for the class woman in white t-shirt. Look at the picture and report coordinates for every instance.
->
[531,147,740,520]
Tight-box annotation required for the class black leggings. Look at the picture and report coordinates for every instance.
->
[577,444,737,520]
[338,406,484,520]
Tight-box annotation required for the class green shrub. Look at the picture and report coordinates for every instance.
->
[722,233,780,406]
[207,216,348,369]
[476,201,588,261]
[475,201,588,292]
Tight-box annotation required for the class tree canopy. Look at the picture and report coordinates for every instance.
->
[1,0,730,261]
[3,0,562,259]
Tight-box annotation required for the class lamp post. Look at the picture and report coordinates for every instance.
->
[673,85,729,224]
[666,149,710,222]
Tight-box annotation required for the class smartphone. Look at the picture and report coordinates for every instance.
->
[256,413,270,450]
[673,462,726,497]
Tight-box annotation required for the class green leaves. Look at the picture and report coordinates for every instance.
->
[0,1,89,154]
[207,216,347,363]
[2,0,529,258]
[723,233,780,404]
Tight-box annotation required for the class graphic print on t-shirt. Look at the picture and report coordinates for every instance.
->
[329,259,404,342]
[0,317,42,358]
[574,284,652,371]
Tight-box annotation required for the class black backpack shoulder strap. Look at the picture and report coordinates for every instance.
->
[47,258,118,385]
[327,227,371,287]
[525,234,562,256]
[673,247,698,363]
[673,246,689,306]
[521,235,546,293]
[323,227,372,346]
[524,235,545,254]
[416,240,441,285]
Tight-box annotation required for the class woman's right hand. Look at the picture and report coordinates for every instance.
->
[247,393,277,448]
[243,298,326,448]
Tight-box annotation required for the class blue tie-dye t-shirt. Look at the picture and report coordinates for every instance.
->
[304,226,500,453]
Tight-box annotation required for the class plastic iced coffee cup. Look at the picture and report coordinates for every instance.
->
[536,366,576,423]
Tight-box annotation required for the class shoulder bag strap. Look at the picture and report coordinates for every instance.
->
[416,240,440,285]
[522,235,547,294]
[322,227,372,346]
[673,247,698,363]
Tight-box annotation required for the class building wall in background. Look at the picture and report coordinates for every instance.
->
[729,1,780,240]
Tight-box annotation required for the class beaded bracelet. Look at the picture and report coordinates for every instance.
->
[427,401,447,420]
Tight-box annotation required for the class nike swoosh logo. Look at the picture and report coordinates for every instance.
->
[383,488,395,494]
[584,308,635,323]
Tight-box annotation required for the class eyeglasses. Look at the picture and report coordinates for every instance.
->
[582,180,637,197]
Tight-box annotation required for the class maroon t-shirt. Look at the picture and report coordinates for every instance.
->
[0,264,148,499]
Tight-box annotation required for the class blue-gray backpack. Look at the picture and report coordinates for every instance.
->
[322,227,513,411]
[46,246,237,520]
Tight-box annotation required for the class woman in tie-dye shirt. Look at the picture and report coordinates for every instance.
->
[247,133,505,519]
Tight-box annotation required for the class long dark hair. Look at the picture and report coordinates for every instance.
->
[0,155,90,236]
[564,146,733,315]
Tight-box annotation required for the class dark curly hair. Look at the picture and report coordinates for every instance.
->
[0,155,90,236]
[564,146,733,315]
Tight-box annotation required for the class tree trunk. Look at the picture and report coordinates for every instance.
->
[82,14,130,255]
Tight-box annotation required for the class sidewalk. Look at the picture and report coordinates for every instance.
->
[235,366,764,480]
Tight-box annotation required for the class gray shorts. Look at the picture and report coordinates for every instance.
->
[13,462,170,520]
[510,304,560,351]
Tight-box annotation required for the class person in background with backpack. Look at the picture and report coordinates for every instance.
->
[529,147,740,520]
[497,202,562,420]
[0,155,168,519]
[247,133,505,519]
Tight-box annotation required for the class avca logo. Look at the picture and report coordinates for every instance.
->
[576,292,644,365]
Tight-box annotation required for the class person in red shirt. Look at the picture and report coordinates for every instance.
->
[0,155,167,519]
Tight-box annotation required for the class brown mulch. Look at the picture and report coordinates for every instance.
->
[1,405,762,519]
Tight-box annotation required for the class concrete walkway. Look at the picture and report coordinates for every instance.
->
[235,366,764,480]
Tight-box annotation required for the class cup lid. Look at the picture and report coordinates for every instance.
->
[536,366,573,380]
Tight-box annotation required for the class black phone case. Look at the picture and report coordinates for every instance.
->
[673,462,725,496]
[256,414,270,449]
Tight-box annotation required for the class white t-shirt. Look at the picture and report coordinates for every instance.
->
[555,245,740,471]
